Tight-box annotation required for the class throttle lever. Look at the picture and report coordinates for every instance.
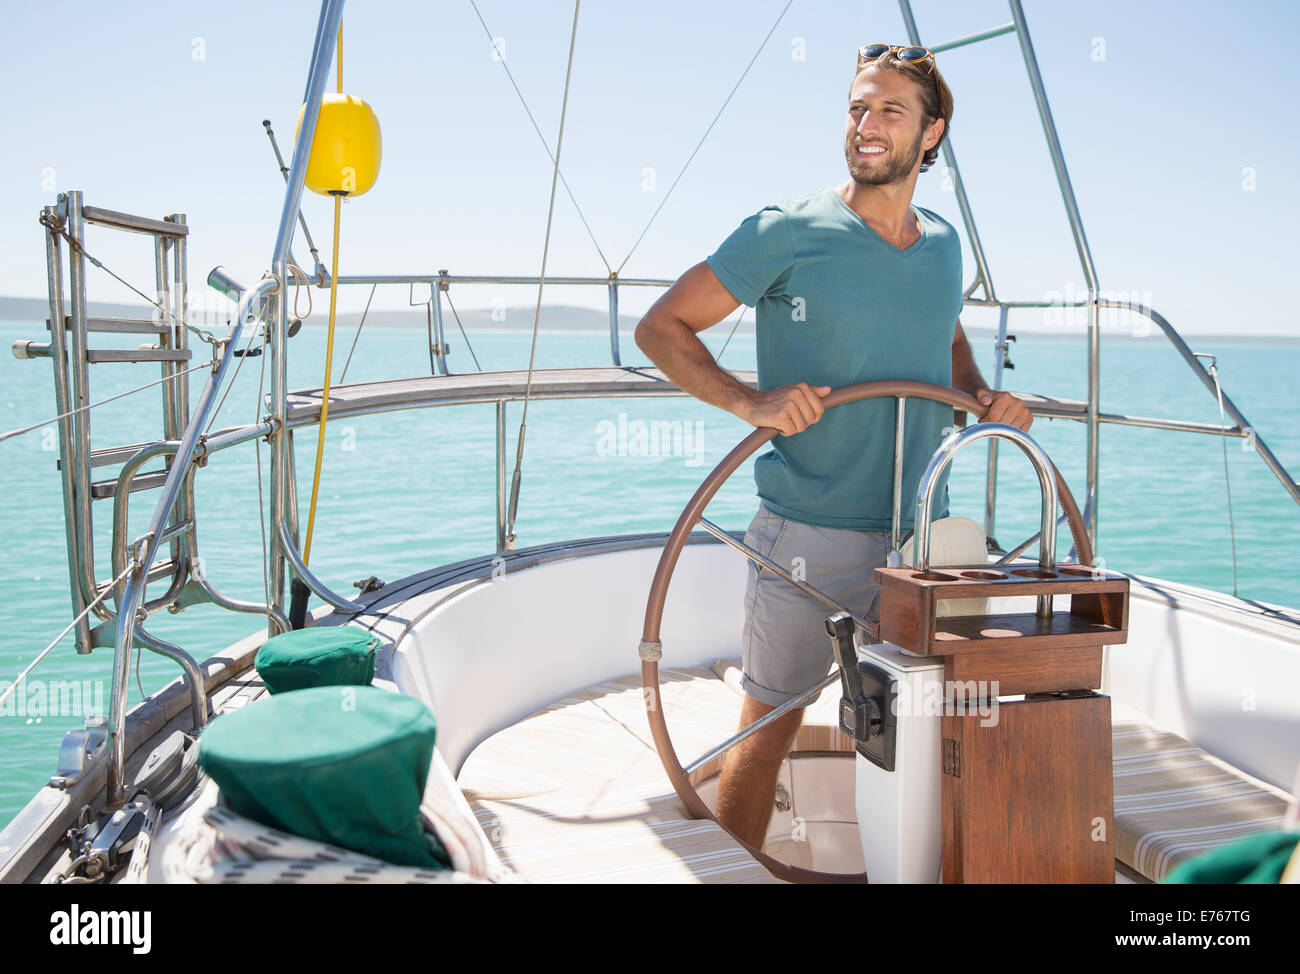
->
[825,612,880,743]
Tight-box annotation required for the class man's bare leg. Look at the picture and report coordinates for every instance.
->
[715,692,804,851]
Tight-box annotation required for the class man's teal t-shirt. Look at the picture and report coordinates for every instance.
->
[706,186,962,531]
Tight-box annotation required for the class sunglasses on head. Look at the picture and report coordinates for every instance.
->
[857,44,936,73]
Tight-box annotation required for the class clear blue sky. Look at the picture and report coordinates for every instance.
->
[2,0,1297,336]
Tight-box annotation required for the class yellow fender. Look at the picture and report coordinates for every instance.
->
[295,93,382,197]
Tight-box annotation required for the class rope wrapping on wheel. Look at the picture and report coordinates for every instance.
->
[638,380,1094,884]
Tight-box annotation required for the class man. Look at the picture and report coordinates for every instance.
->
[634,46,1032,851]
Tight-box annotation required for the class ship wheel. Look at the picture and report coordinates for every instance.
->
[638,379,1093,884]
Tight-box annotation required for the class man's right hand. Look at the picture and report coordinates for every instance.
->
[738,382,832,436]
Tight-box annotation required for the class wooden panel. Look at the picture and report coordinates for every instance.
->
[876,565,1129,600]
[928,610,1126,654]
[944,645,1102,696]
[1071,589,1128,630]
[875,567,1129,657]
[877,577,929,650]
[942,694,1114,884]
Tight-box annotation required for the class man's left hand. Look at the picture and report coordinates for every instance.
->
[974,389,1033,431]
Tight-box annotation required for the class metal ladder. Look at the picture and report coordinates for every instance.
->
[30,190,199,654]
[17,190,291,802]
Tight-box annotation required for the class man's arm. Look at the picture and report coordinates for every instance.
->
[635,261,830,437]
[951,320,1033,431]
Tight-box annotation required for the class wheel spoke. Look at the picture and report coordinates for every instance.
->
[995,512,1069,564]
[696,518,877,636]
[683,669,841,775]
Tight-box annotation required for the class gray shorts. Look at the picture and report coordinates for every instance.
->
[740,503,911,708]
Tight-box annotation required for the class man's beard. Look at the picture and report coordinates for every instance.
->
[845,127,925,185]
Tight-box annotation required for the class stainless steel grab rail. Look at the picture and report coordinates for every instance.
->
[914,422,1060,619]
[268,0,348,626]
[106,276,278,807]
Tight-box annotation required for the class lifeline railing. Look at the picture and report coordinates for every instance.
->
[309,271,1300,535]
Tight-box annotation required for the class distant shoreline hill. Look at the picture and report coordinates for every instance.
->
[1,296,1296,345]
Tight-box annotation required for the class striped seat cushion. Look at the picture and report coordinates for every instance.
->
[458,662,854,801]
[457,666,741,802]
[459,665,783,883]
[1111,707,1293,882]
[456,661,860,884]
[472,786,780,884]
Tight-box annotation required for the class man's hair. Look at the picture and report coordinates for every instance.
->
[850,50,954,173]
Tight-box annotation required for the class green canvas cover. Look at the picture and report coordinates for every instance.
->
[198,685,448,868]
[254,626,378,695]
[1162,829,1299,884]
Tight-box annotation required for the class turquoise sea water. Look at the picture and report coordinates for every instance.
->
[2,318,1298,826]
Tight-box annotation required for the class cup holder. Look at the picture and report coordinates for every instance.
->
[1058,567,1103,578]
[960,570,1007,580]
[911,572,958,582]
[1011,569,1057,579]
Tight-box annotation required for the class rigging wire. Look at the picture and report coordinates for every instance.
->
[0,361,213,446]
[504,0,582,548]
[443,286,484,372]
[38,210,218,348]
[202,317,268,437]
[716,306,748,361]
[12,206,276,446]
[616,0,795,274]
[467,0,612,274]
[264,118,328,281]
[338,282,378,383]
[0,562,135,711]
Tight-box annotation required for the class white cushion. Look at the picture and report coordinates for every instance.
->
[899,516,991,617]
